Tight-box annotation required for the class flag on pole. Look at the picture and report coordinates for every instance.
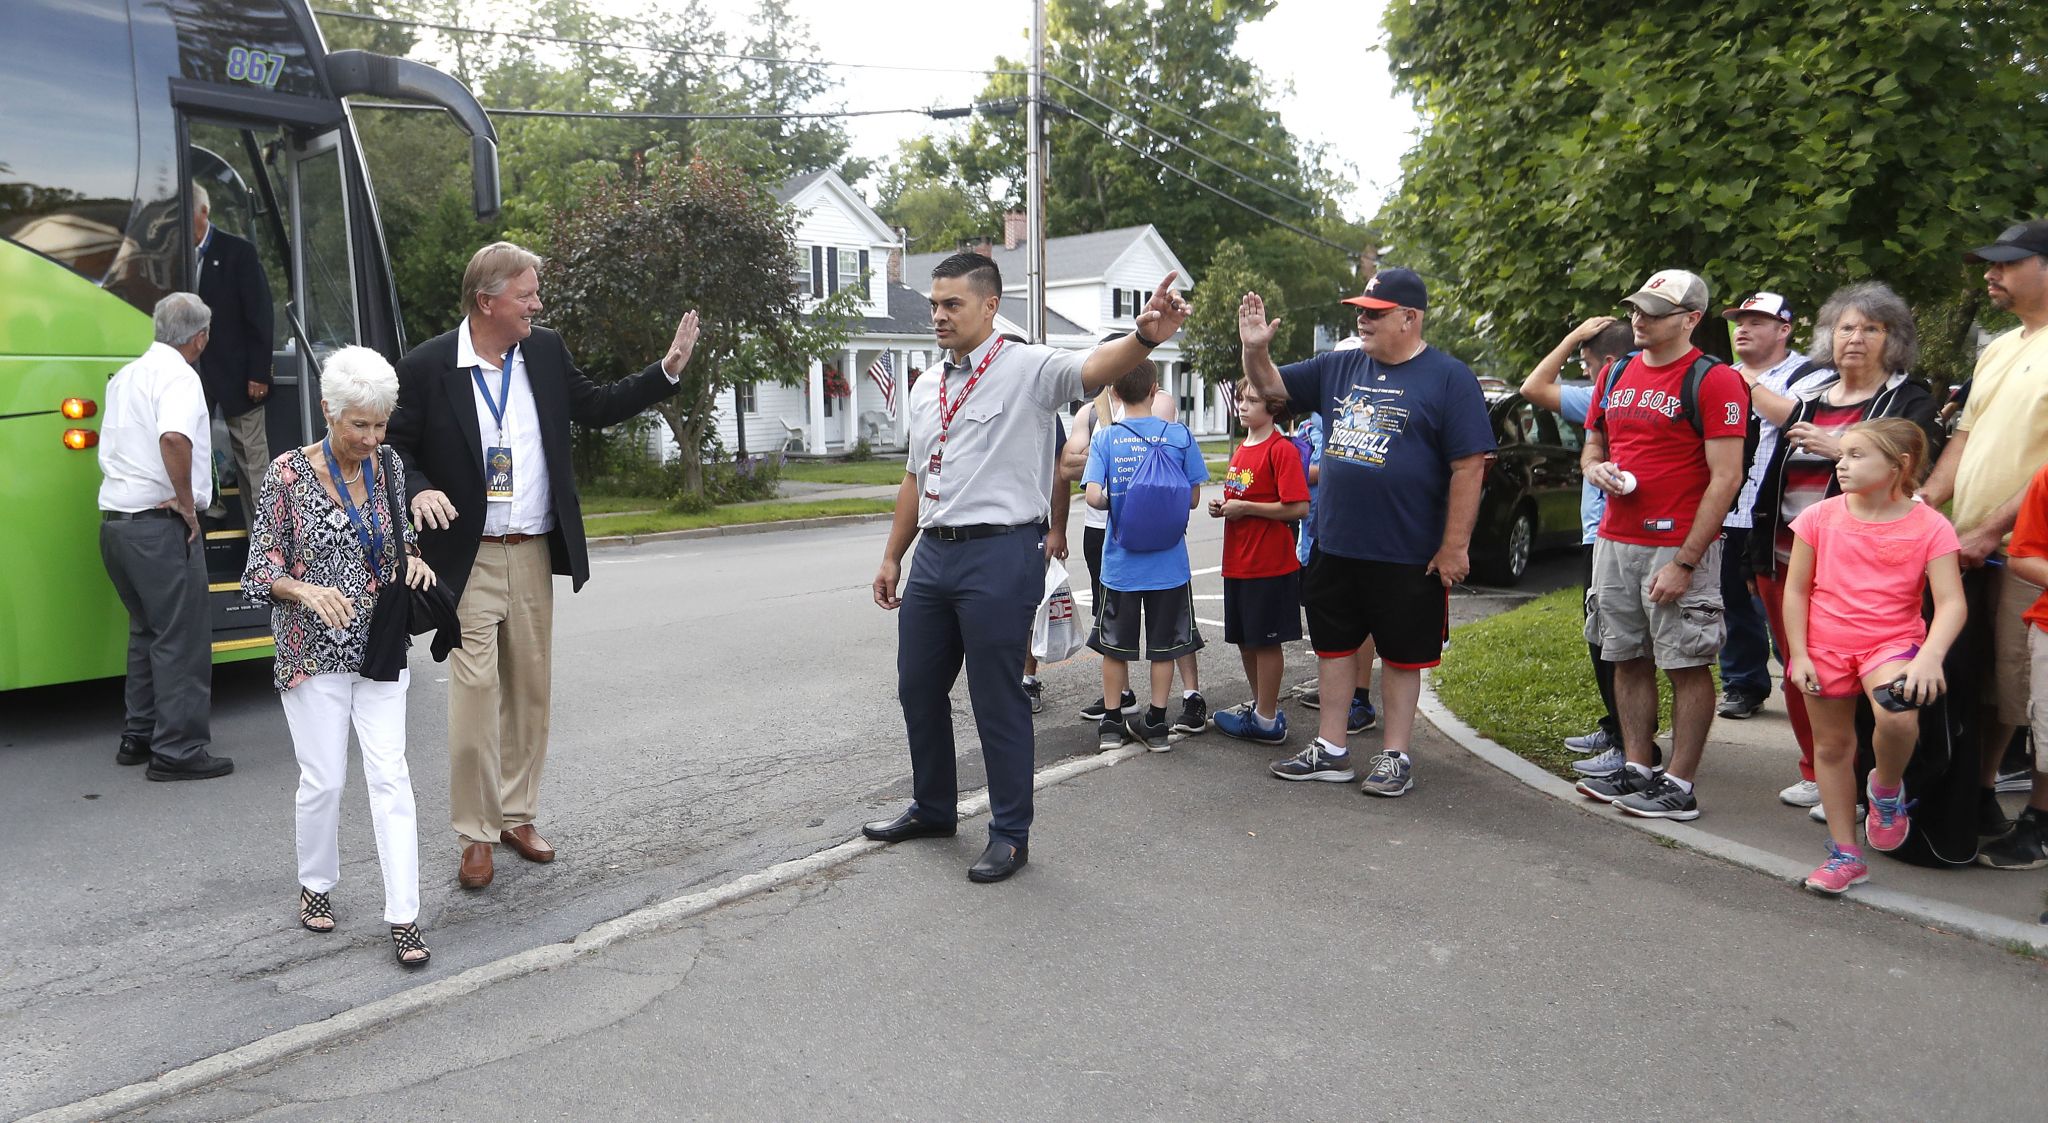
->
[1218,377,1239,418]
[866,352,898,418]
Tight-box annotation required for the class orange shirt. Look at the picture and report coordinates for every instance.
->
[2003,461,2048,633]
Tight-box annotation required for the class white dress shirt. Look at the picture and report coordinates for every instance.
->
[98,342,214,512]
[456,318,555,536]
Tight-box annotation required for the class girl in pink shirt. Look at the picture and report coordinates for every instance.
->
[1783,419,1964,895]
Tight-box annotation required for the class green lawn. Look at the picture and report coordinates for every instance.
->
[584,497,896,538]
[581,493,663,515]
[779,459,910,486]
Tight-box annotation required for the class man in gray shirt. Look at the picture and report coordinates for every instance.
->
[867,251,1190,882]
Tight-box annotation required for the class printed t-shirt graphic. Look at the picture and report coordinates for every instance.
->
[1584,347,1748,546]
[1277,346,1495,566]
[1222,434,1311,579]
[1083,415,1209,591]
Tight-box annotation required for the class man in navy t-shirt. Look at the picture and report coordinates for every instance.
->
[1239,268,1495,797]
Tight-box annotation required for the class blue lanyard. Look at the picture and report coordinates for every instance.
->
[471,346,517,439]
[322,438,385,575]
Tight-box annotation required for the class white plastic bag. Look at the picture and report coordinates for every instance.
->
[1030,558,1086,664]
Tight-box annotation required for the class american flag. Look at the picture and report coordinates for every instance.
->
[866,352,898,418]
[1218,377,1238,417]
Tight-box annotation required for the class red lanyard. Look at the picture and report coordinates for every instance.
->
[927,337,1006,492]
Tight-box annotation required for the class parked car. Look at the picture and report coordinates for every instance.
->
[1470,388,1586,586]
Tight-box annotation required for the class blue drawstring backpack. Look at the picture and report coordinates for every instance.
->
[1108,420,1195,552]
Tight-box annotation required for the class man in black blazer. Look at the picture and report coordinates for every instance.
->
[385,241,700,891]
[191,185,274,527]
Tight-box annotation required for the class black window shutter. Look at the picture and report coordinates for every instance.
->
[810,246,823,296]
[859,250,870,292]
[826,247,839,293]
[1113,289,1124,318]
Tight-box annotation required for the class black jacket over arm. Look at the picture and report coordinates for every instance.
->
[195,228,275,417]
[384,325,680,601]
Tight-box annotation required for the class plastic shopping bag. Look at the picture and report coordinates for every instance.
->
[1030,558,1086,664]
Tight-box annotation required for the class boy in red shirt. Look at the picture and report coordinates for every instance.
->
[1986,460,2048,868]
[1209,379,1311,742]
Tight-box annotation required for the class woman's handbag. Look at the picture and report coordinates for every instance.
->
[361,447,461,681]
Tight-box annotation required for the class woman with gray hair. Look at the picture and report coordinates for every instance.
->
[242,345,440,967]
[1743,282,1942,812]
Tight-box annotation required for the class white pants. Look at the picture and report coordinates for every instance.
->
[280,671,419,924]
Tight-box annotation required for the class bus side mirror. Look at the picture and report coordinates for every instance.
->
[471,135,500,222]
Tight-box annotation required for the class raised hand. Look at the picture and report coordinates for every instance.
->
[1133,272,1191,342]
[1238,291,1282,350]
[663,310,701,377]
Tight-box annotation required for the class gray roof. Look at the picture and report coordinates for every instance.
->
[773,169,830,203]
[999,296,1088,338]
[843,281,933,335]
[904,225,1154,288]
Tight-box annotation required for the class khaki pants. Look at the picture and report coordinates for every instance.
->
[448,537,555,845]
[224,406,271,527]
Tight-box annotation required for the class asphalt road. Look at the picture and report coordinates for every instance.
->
[0,496,1572,1119]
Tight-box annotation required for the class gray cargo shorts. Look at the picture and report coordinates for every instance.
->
[1585,537,1725,670]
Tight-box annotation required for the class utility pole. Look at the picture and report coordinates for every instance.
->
[1024,0,1048,344]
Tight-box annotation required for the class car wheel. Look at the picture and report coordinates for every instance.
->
[1473,507,1535,587]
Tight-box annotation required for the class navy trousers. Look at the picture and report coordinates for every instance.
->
[1718,526,1776,700]
[897,524,1045,845]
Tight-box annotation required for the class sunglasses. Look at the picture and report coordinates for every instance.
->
[1356,307,1405,321]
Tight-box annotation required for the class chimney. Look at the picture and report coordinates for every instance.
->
[887,226,907,284]
[974,237,994,258]
[1003,210,1027,249]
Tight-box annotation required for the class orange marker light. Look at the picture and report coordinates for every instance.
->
[63,428,98,450]
[61,398,97,419]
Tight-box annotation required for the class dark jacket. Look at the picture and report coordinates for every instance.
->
[194,227,274,416]
[1743,370,1941,577]
[384,325,680,602]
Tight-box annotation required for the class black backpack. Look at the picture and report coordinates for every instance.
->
[1592,350,1729,437]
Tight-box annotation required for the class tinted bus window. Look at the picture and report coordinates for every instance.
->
[163,0,323,100]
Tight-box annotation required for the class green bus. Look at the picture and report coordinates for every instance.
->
[0,0,497,692]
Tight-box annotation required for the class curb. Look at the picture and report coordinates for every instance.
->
[23,745,1147,1123]
[587,510,895,550]
[1416,678,2048,956]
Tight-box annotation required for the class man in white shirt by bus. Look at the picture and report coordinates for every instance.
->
[98,292,234,781]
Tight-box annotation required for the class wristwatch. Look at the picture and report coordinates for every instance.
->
[1132,326,1163,348]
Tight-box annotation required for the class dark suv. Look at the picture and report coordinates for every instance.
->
[1470,389,1587,586]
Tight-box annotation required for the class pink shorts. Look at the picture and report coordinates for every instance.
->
[1807,643,1919,699]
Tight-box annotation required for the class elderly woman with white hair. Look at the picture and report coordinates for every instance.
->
[242,346,439,968]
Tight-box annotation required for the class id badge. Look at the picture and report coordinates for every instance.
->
[924,452,942,501]
[486,445,515,501]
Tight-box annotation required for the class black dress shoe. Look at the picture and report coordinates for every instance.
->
[968,839,1028,883]
[862,808,956,842]
[116,734,151,766]
[145,751,234,782]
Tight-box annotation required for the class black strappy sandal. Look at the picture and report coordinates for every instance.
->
[391,923,431,969]
[299,887,335,933]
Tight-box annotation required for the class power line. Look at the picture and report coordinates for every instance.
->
[1055,104,1358,259]
[1046,74,1318,213]
[349,102,984,122]
[1084,71,1301,170]
[313,8,1026,78]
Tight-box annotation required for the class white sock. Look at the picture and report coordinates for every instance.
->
[1021,675,1038,687]
[1184,689,1201,700]
[1317,737,1347,757]
[1253,709,1278,729]
[1386,749,1410,763]
[1624,761,1655,780]
[1666,774,1695,794]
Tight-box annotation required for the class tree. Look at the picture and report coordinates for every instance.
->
[1181,240,1279,402]
[544,156,858,496]
[1380,0,2048,382]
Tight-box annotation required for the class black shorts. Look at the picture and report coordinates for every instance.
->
[1224,573,1302,647]
[1301,549,1448,668]
[1089,583,1204,662]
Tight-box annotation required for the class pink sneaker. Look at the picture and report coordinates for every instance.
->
[1864,782,1916,852]
[1804,843,1869,896]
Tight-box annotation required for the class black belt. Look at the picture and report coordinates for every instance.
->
[102,508,181,522]
[925,522,1038,542]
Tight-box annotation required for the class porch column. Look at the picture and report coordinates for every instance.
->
[895,348,911,446]
[843,347,861,448]
[806,357,826,454]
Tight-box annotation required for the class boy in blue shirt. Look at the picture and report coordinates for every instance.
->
[1084,363,1210,750]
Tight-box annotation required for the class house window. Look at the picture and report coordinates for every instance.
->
[1130,288,1148,317]
[837,246,862,295]
[824,392,835,419]
[790,250,812,299]
[736,382,757,414]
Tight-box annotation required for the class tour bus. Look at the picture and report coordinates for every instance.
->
[0,0,498,692]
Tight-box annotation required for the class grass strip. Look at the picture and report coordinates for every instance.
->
[586,497,896,538]
[780,460,910,486]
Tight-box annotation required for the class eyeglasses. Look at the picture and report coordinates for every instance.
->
[1834,324,1890,338]
[1357,307,1403,321]
[1627,307,1686,321]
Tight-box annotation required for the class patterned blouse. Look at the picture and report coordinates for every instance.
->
[242,447,418,692]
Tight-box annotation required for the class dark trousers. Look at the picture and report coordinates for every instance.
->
[99,515,212,761]
[1581,545,1620,740]
[1718,526,1775,700]
[897,524,1045,845]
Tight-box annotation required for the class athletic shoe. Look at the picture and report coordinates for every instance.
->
[1172,694,1209,736]
[1300,689,1322,710]
[1716,690,1765,720]
[1347,696,1378,734]
[1080,691,1138,722]
[1616,776,1700,821]
[1022,679,1044,715]
[1977,788,2012,838]
[1213,704,1288,745]
[1571,746,1626,777]
[1976,808,2048,870]
[1269,743,1355,783]
[1577,766,1658,804]
[1864,782,1916,852]
[1125,710,1173,752]
[1995,766,2035,795]
[1803,843,1870,896]
[1097,716,1126,751]
[1358,751,1413,798]
[1563,728,1614,753]
[1809,800,1866,824]
[1778,779,1822,808]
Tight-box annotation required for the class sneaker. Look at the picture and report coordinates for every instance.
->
[1995,766,2035,794]
[1359,751,1413,797]
[1125,710,1172,752]
[1576,766,1657,803]
[1347,696,1378,734]
[1097,716,1126,751]
[1570,745,1626,777]
[1080,691,1138,722]
[1778,779,1822,808]
[1172,694,1209,736]
[1269,742,1355,783]
[1213,704,1288,745]
[1716,690,1765,720]
[1562,728,1613,753]
[1809,801,1866,824]
[1803,842,1870,896]
[1616,775,1700,820]
[1864,782,1916,852]
[1977,788,2012,838]
[1022,679,1044,715]
[1976,808,2048,870]
[1300,689,1322,710]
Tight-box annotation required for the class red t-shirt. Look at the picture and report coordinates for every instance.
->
[1585,348,1749,546]
[2005,462,2048,633]
[1222,432,1311,578]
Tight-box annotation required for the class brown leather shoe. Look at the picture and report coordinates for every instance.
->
[459,842,494,889]
[500,824,556,864]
